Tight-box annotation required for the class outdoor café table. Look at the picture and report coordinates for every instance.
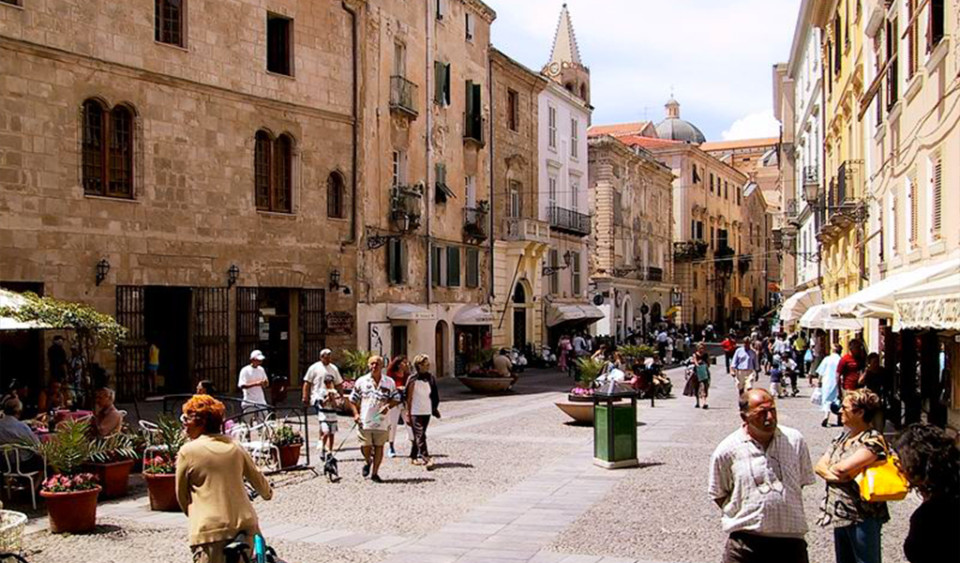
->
[53,409,93,426]
[32,428,54,443]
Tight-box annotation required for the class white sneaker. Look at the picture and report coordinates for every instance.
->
[387,446,396,458]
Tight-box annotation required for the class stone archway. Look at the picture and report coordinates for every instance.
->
[510,280,532,350]
[622,294,634,340]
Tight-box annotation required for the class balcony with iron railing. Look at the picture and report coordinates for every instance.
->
[463,111,485,147]
[611,265,664,282]
[548,205,591,236]
[390,184,423,232]
[390,76,419,118]
[463,201,489,243]
[673,240,708,262]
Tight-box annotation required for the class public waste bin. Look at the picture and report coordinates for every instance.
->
[593,380,639,469]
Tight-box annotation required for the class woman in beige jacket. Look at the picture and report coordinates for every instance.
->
[176,394,272,563]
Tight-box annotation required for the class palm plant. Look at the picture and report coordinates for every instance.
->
[340,349,372,379]
[89,432,139,464]
[573,357,605,389]
[25,419,96,476]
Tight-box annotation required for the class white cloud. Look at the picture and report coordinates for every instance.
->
[721,110,781,140]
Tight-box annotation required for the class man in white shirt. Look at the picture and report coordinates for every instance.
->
[302,349,344,404]
[348,355,399,483]
[708,389,815,563]
[0,398,41,468]
[238,350,269,418]
[572,334,586,358]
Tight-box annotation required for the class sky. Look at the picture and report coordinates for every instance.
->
[484,0,803,141]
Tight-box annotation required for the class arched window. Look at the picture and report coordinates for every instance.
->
[254,130,294,213]
[254,130,272,210]
[327,171,345,219]
[81,99,106,195]
[82,99,134,198]
[108,106,134,197]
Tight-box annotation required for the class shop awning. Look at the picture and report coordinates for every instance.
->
[0,289,52,331]
[732,295,753,309]
[779,286,822,323]
[386,304,435,321]
[833,258,960,319]
[893,272,960,331]
[799,303,863,330]
[453,305,493,326]
[545,303,604,328]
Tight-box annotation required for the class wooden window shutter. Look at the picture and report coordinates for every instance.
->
[465,80,474,118]
[432,245,442,287]
[466,248,479,288]
[399,240,408,283]
[892,195,899,252]
[910,178,918,244]
[434,61,445,104]
[446,246,461,287]
[932,156,942,236]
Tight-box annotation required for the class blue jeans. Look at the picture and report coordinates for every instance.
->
[834,518,882,563]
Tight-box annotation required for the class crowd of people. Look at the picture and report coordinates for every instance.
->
[706,325,959,563]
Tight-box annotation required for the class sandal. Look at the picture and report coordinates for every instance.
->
[411,459,425,466]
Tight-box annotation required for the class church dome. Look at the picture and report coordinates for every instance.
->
[655,97,706,144]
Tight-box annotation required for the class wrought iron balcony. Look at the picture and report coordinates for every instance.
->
[646,266,664,282]
[503,217,551,244]
[390,76,419,118]
[673,240,707,262]
[463,111,485,147]
[463,201,489,243]
[548,205,590,236]
[611,266,663,282]
[715,245,736,278]
[390,184,423,232]
[738,254,752,275]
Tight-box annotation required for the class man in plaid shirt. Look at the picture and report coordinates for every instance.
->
[348,355,400,483]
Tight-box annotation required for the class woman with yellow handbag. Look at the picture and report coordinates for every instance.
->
[814,389,890,563]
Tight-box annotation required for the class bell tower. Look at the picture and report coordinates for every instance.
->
[542,3,590,105]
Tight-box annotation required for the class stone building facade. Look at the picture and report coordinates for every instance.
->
[489,48,549,351]
[0,0,360,399]
[587,135,674,341]
[355,0,495,377]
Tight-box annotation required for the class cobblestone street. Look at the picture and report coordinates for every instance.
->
[21,361,920,563]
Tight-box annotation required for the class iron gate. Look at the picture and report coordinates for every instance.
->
[193,287,230,394]
[299,288,326,372]
[236,287,260,375]
[116,286,148,401]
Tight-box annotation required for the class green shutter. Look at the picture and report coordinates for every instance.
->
[387,239,398,284]
[434,61,444,104]
[466,248,479,288]
[465,80,474,117]
[399,239,408,284]
[446,247,460,287]
[432,245,442,287]
[472,82,482,115]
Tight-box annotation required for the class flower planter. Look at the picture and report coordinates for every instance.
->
[276,443,302,469]
[456,376,516,393]
[555,401,595,425]
[85,459,135,499]
[143,472,178,512]
[40,486,101,534]
[567,392,595,403]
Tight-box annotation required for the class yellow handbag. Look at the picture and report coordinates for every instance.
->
[854,448,910,502]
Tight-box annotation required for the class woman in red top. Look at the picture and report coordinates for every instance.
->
[837,339,866,391]
[385,355,410,457]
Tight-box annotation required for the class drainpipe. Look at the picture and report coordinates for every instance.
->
[342,1,359,245]
[488,49,495,303]
[425,1,433,306]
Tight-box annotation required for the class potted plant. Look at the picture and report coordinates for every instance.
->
[466,348,495,373]
[340,349,372,395]
[272,425,304,469]
[141,415,186,512]
[26,419,101,534]
[568,357,604,402]
[85,431,138,499]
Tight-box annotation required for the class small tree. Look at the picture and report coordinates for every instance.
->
[340,349,372,380]
[0,292,126,393]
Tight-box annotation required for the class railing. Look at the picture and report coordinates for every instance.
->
[715,245,736,277]
[646,266,664,282]
[463,203,488,243]
[463,111,484,146]
[738,255,752,275]
[548,205,590,236]
[673,240,708,262]
[390,76,418,117]
[390,184,423,232]
[503,217,550,244]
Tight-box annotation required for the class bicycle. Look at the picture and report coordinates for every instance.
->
[223,531,286,563]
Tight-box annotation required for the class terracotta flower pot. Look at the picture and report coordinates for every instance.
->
[85,459,135,499]
[143,472,178,511]
[276,443,302,469]
[40,486,101,534]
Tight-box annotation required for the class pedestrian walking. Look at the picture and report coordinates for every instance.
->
[818,343,844,427]
[238,350,270,420]
[708,388,816,563]
[558,334,572,372]
[895,423,960,563]
[838,338,866,392]
[385,355,411,458]
[348,355,400,483]
[814,388,890,563]
[769,356,783,398]
[782,354,800,397]
[303,360,343,460]
[693,343,711,409]
[405,354,441,468]
[572,333,587,359]
[730,338,759,394]
[721,332,738,374]
[176,394,272,563]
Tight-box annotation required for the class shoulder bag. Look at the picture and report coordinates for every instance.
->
[854,436,910,502]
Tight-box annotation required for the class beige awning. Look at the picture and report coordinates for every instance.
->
[833,258,960,319]
[386,304,435,321]
[799,303,863,330]
[732,295,753,309]
[779,286,822,323]
[893,272,960,331]
[545,303,604,328]
[453,305,493,326]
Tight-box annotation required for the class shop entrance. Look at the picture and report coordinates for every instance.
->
[144,287,192,394]
[0,282,44,392]
[512,282,527,350]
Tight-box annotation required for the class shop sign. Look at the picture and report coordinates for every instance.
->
[326,311,354,335]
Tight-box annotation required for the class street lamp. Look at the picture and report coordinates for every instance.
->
[328,269,351,295]
[803,180,819,206]
[95,258,110,286]
[542,250,573,276]
[227,264,240,288]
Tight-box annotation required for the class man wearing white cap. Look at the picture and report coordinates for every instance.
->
[238,350,270,417]
[302,349,344,454]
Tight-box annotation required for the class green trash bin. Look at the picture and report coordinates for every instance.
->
[593,380,639,469]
